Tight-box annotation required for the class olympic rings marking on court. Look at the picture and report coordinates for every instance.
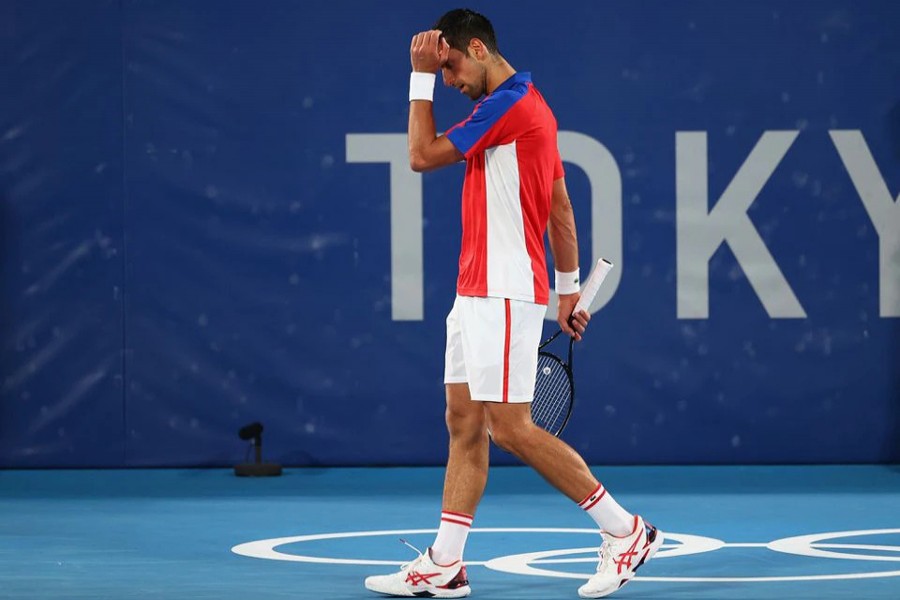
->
[768,529,900,562]
[231,527,900,583]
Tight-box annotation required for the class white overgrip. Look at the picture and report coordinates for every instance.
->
[573,258,613,314]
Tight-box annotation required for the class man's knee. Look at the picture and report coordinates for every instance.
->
[445,403,485,440]
[485,404,534,453]
[487,420,525,453]
[444,384,486,441]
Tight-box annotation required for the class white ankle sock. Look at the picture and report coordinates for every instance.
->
[430,511,473,565]
[578,483,634,536]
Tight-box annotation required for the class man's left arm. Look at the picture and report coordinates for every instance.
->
[548,176,590,340]
[408,30,463,172]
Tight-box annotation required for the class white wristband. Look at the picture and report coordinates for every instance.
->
[409,72,436,102]
[555,269,581,295]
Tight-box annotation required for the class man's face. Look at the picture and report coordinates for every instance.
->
[440,45,486,101]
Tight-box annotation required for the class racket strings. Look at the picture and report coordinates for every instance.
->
[533,377,569,430]
[532,354,572,433]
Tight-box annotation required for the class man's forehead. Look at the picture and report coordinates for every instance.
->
[445,47,467,63]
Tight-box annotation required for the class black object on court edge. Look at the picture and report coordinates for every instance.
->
[234,421,283,477]
[531,326,576,437]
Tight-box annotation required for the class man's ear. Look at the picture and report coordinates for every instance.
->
[469,38,486,60]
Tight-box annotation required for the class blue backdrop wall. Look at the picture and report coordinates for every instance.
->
[1,0,898,467]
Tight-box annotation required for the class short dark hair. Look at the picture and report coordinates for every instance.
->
[433,9,500,55]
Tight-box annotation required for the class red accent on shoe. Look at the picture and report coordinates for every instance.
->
[405,571,441,586]
[634,522,659,570]
[437,566,469,590]
[612,534,642,575]
[427,548,461,568]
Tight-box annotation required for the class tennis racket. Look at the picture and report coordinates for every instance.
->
[531,258,614,436]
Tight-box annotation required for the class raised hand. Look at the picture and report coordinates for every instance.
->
[410,30,450,73]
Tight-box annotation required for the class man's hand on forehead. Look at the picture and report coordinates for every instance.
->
[410,29,450,73]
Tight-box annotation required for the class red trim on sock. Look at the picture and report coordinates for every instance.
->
[578,483,603,507]
[441,517,473,527]
[582,488,607,511]
[442,510,474,521]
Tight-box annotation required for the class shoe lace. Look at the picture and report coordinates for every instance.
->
[397,538,427,572]
[595,525,650,576]
[597,536,610,573]
[595,532,617,574]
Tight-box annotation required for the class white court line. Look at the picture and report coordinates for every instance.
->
[815,544,900,553]
[233,527,900,583]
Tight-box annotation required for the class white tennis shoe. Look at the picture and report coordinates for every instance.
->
[578,515,664,598]
[364,542,471,598]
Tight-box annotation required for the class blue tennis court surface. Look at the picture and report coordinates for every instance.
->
[1,466,899,599]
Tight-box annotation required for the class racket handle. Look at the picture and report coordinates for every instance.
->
[573,258,613,314]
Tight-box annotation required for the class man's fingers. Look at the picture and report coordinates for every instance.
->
[430,31,443,60]
[572,310,590,327]
[562,310,589,340]
[410,31,445,70]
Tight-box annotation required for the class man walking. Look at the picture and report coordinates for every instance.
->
[365,9,662,598]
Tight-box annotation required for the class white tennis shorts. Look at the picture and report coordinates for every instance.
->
[444,295,546,403]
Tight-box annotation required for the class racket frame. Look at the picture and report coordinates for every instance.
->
[534,329,576,437]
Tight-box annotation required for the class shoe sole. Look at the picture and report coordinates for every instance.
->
[364,582,471,598]
[413,587,471,598]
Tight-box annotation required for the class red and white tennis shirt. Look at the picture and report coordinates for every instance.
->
[445,72,563,306]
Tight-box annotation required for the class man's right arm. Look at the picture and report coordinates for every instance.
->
[408,30,463,172]
[408,101,463,172]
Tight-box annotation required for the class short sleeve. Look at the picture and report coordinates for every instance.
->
[445,91,521,159]
[554,149,565,180]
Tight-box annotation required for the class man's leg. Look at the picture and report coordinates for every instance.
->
[442,383,490,513]
[484,403,666,598]
[362,373,480,596]
[483,402,633,535]
[430,382,489,565]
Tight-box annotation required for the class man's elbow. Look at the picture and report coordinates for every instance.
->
[409,154,428,172]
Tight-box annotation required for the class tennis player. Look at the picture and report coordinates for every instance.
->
[365,9,662,598]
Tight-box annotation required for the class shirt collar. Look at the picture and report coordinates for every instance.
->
[493,71,531,93]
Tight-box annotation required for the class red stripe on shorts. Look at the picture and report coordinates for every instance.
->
[503,299,511,402]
